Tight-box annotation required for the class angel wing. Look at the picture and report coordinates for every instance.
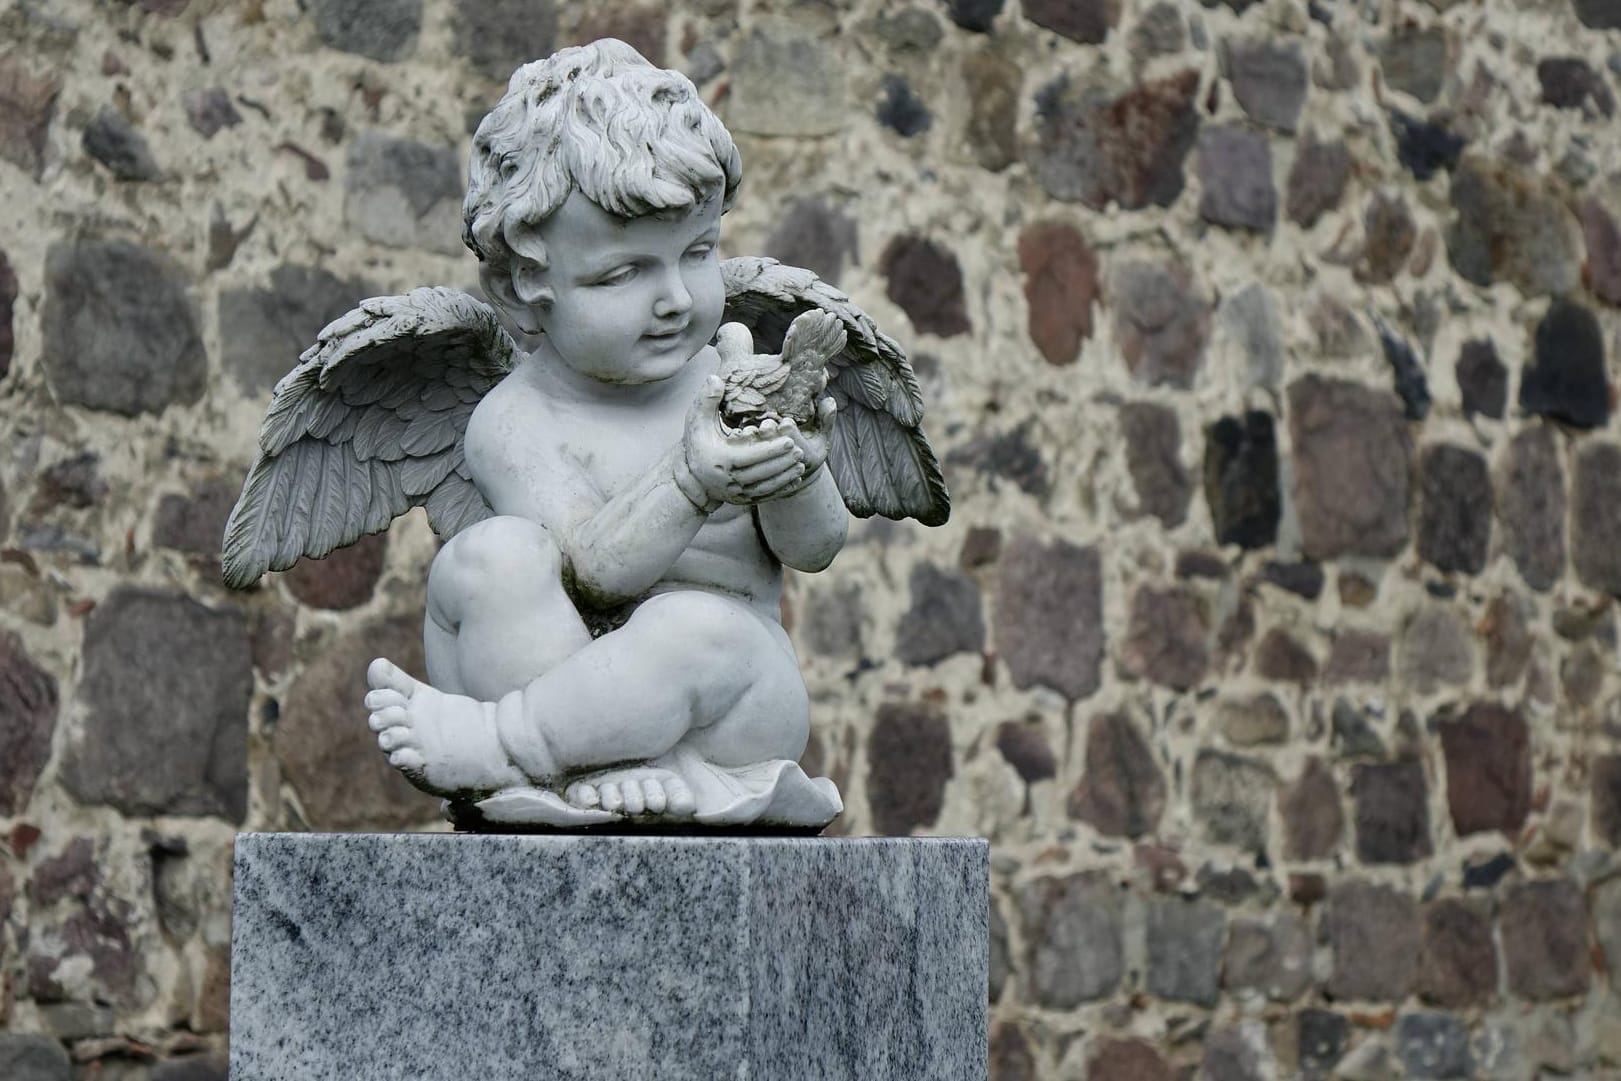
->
[721,257,950,527]
[221,287,516,589]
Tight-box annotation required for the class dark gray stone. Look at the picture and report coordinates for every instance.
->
[1595,755,1621,847]
[1023,0,1117,43]
[1146,897,1224,1005]
[1500,425,1565,591]
[1286,132,1350,227]
[995,536,1103,700]
[1198,125,1276,231]
[877,74,931,137]
[450,0,556,81]
[1353,761,1431,864]
[0,631,58,816]
[1280,756,1343,860]
[344,131,463,254]
[1390,110,1466,181]
[152,479,239,557]
[947,421,1050,498]
[1380,26,1447,103]
[180,88,241,139]
[1121,585,1207,691]
[1289,376,1413,561]
[42,240,206,416]
[764,198,859,287]
[1222,912,1311,1000]
[994,721,1055,784]
[1416,898,1496,1008]
[1068,711,1165,839]
[1573,442,1621,596]
[1258,561,1322,599]
[1297,1010,1349,1080]
[83,106,160,180]
[946,0,1003,32]
[895,563,984,666]
[801,581,865,659]
[0,1035,70,1081]
[1396,1014,1471,1079]
[1575,0,1621,27]
[310,0,422,62]
[233,834,988,1080]
[869,8,945,52]
[1129,3,1186,59]
[1323,630,1388,685]
[152,1057,229,1081]
[988,1021,1035,1081]
[1522,299,1609,428]
[1201,1027,1266,1081]
[0,247,15,378]
[1447,158,1582,296]
[880,234,970,338]
[1539,56,1615,115]
[1204,411,1279,549]
[988,897,1009,1002]
[1018,871,1122,1007]
[1191,750,1275,851]
[1029,70,1201,210]
[1220,282,1282,388]
[1109,260,1210,388]
[869,702,953,835]
[1438,703,1530,837]
[1455,338,1505,420]
[1225,38,1308,132]
[1416,444,1490,574]
[62,589,250,820]
[961,47,1020,172]
[1357,192,1416,285]
[1373,317,1430,421]
[1500,878,1590,999]
[1399,604,1472,693]
[1324,880,1419,1001]
[218,264,377,394]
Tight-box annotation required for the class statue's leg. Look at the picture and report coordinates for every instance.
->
[423,515,592,701]
[503,589,809,779]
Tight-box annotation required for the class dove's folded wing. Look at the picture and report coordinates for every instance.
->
[221,287,517,589]
[720,257,949,526]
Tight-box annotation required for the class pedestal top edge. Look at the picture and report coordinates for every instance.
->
[235,832,989,853]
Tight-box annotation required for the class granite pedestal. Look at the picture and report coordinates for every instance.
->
[231,833,988,1080]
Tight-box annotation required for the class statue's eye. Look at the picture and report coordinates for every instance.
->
[595,266,637,286]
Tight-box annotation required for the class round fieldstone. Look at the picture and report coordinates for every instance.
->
[1500,878,1591,1000]
[1088,1038,1172,1081]
[1029,69,1201,210]
[763,199,859,288]
[1574,0,1621,27]
[1191,750,1275,851]
[218,264,379,394]
[1499,425,1565,591]
[1356,192,1416,284]
[1068,711,1165,839]
[988,1021,1035,1081]
[1573,442,1621,596]
[1438,703,1530,837]
[1109,260,1210,387]
[1018,221,1099,366]
[1120,402,1190,526]
[1379,26,1447,103]
[62,589,250,820]
[1223,911,1311,1001]
[1521,299,1609,429]
[0,247,15,378]
[1485,593,1533,688]
[948,421,1050,498]
[1147,896,1224,1005]
[1352,760,1431,864]
[876,73,931,136]
[450,0,556,81]
[344,132,463,255]
[82,105,159,181]
[1417,898,1496,1008]
[1281,756,1344,860]
[1539,56,1615,115]
[1219,282,1283,388]
[1255,628,1316,683]
[894,562,985,666]
[1595,755,1621,847]
[309,0,422,62]
[1198,124,1277,231]
[1129,3,1186,59]
[284,532,388,611]
[1399,604,1472,693]
[1455,338,1506,420]
[1396,1014,1471,1080]
[1324,880,1419,1001]
[0,1034,71,1081]
[151,479,239,557]
[1447,158,1582,296]
[879,234,970,338]
[1017,871,1123,1007]
[1323,630,1389,685]
[277,615,436,831]
[1297,1011,1349,1078]
[867,701,952,835]
[42,240,206,416]
[800,581,865,659]
[1225,38,1308,132]
[994,720,1056,784]
[1288,376,1413,561]
[1023,0,1118,43]
[569,5,668,67]
[994,536,1103,700]
[1416,444,1491,574]
[1122,585,1207,690]
[0,631,58,816]
[1286,132,1350,227]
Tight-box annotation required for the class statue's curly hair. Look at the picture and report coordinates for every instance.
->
[462,39,743,279]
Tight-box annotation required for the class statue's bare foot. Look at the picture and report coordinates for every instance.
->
[565,766,697,817]
[365,657,526,797]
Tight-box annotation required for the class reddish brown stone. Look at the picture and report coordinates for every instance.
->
[1069,711,1165,839]
[880,234,971,338]
[151,479,239,557]
[1484,593,1533,688]
[1255,628,1316,683]
[868,701,953,835]
[1023,0,1118,43]
[193,945,230,1033]
[1121,402,1191,526]
[0,631,58,816]
[0,57,60,179]
[1289,376,1413,561]
[1357,195,1416,285]
[1287,132,1351,228]
[1417,898,1496,1008]
[1281,756,1343,861]
[1437,703,1530,837]
[1109,260,1210,388]
[1323,630,1389,685]
[284,531,388,611]
[1596,754,1621,847]
[989,1019,1036,1081]
[1018,221,1098,366]
[1500,879,1590,1000]
[1352,760,1431,865]
[277,616,436,831]
[1121,585,1207,691]
[995,720,1056,784]
[1324,880,1420,1001]
[1088,1037,1173,1081]
[1582,198,1621,306]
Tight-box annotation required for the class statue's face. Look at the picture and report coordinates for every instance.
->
[523,189,725,386]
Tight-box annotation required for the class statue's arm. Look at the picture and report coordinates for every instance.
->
[755,467,848,573]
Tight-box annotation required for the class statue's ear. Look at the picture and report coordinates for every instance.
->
[480,262,550,336]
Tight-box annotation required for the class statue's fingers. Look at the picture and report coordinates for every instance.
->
[733,451,804,486]
[725,435,797,466]
[739,462,808,501]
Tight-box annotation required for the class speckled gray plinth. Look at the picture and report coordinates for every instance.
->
[230,833,988,1080]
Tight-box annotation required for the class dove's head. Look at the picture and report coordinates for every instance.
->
[463,38,742,339]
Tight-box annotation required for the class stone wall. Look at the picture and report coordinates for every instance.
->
[1,0,1619,1077]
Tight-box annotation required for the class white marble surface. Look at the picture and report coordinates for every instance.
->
[231,833,988,1080]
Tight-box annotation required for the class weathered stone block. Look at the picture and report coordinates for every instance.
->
[1018,870,1122,1007]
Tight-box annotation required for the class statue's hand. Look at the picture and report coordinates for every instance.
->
[677,374,806,510]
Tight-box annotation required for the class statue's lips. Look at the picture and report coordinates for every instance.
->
[640,326,688,349]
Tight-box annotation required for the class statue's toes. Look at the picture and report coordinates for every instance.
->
[388,748,426,773]
[565,782,599,809]
[666,779,697,817]
[367,657,415,695]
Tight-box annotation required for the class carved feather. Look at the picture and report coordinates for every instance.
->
[721,257,948,526]
[222,287,517,588]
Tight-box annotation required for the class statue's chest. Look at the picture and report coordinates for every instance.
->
[551,398,686,496]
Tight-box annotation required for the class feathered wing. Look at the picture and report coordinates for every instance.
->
[721,256,950,526]
[221,287,517,589]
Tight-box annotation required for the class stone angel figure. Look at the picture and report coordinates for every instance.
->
[222,40,948,830]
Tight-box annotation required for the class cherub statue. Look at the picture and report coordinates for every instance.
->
[222,39,948,830]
